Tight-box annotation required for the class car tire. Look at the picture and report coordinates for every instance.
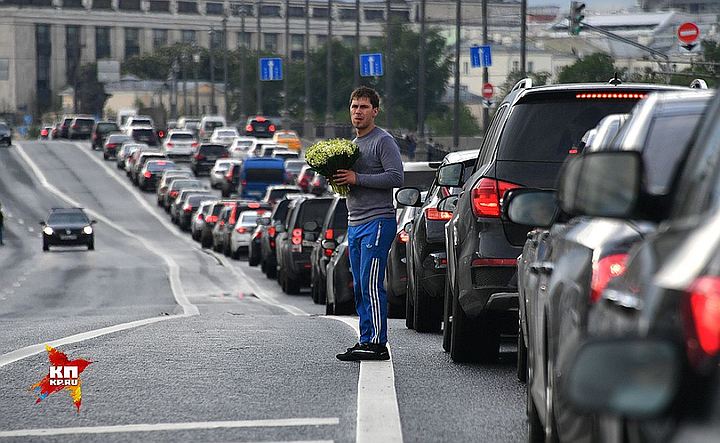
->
[450,293,500,363]
[405,284,415,330]
[248,246,260,266]
[335,300,355,315]
[285,272,301,295]
[103,152,108,160]
[517,321,528,383]
[325,302,334,316]
[201,232,212,249]
[266,262,277,279]
[413,267,442,333]
[527,375,544,443]
[88,239,94,251]
[442,276,453,352]
[231,247,240,260]
[42,240,49,251]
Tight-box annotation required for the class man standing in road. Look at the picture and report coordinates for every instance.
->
[334,86,403,361]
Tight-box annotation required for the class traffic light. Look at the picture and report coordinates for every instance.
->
[569,2,586,36]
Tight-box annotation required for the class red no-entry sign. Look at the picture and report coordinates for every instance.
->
[482,83,494,99]
[677,22,700,45]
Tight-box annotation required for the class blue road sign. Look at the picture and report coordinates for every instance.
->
[23,114,32,125]
[259,58,283,81]
[360,53,383,77]
[470,45,492,68]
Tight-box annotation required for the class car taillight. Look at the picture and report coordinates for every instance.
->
[225,170,233,180]
[41,129,48,136]
[167,142,174,148]
[236,226,247,234]
[291,228,303,245]
[270,240,276,248]
[268,226,276,237]
[169,190,178,197]
[206,215,218,223]
[471,178,521,218]
[107,143,117,149]
[183,204,193,213]
[683,276,720,368]
[144,171,152,178]
[325,228,334,240]
[158,130,165,138]
[426,207,453,221]
[398,230,409,243]
[192,142,199,148]
[197,213,204,220]
[246,124,253,132]
[195,154,205,160]
[576,93,646,99]
[252,230,262,239]
[269,124,276,132]
[471,258,516,267]
[248,202,260,209]
[72,124,78,129]
[590,253,628,303]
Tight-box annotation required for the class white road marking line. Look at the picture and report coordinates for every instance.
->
[0,418,339,438]
[18,276,26,282]
[17,219,24,225]
[11,282,20,288]
[323,316,404,443]
[27,227,34,233]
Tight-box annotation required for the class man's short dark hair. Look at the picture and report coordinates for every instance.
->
[350,86,380,109]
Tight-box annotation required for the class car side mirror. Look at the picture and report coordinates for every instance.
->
[567,338,680,419]
[321,240,336,249]
[503,189,558,228]
[559,151,641,218]
[437,195,459,213]
[90,220,98,225]
[436,162,464,187]
[303,220,319,232]
[395,187,422,207]
[403,221,413,233]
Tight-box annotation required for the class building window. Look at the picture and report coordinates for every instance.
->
[66,25,81,79]
[290,34,304,60]
[36,24,52,112]
[206,2,224,15]
[8,0,52,6]
[230,3,254,16]
[263,33,278,52]
[339,9,357,21]
[93,0,113,9]
[63,0,83,8]
[153,29,168,50]
[342,36,356,47]
[313,7,328,18]
[288,6,304,17]
[365,10,384,21]
[96,27,112,59]
[316,35,327,46]
[463,61,468,75]
[149,1,170,12]
[210,30,225,50]
[512,60,519,71]
[118,0,141,10]
[261,5,281,17]
[177,1,199,14]
[125,28,141,58]
[36,24,52,56]
[181,30,197,44]
[390,10,410,22]
[237,32,252,48]
[528,61,534,73]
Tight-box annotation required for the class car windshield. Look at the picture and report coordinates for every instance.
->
[200,145,227,155]
[218,130,236,137]
[206,121,224,131]
[171,180,201,188]
[132,119,152,126]
[48,212,88,224]
[75,119,94,125]
[148,161,176,172]
[269,189,302,200]
[246,168,285,182]
[134,129,156,138]
[241,213,259,225]
[404,170,436,191]
[296,199,333,228]
[285,161,305,172]
[97,123,118,133]
[108,135,131,143]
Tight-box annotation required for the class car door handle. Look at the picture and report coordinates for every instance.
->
[529,262,554,275]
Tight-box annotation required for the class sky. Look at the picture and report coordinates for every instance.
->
[528,0,638,10]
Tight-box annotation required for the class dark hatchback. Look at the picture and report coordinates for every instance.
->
[129,127,159,147]
[138,159,178,191]
[309,196,348,305]
[40,208,96,251]
[244,116,276,138]
[192,144,228,175]
[437,80,684,363]
[68,116,96,139]
[92,121,120,150]
[325,236,354,315]
[259,197,299,278]
[552,89,720,443]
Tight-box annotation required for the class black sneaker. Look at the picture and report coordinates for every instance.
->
[346,342,362,352]
[336,343,390,361]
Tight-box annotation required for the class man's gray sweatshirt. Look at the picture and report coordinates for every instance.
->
[347,126,404,226]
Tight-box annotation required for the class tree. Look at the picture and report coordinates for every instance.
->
[426,105,481,137]
[557,53,618,83]
[76,64,110,116]
[499,70,551,96]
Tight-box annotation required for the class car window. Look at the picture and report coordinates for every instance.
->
[133,129,156,137]
[241,213,259,225]
[75,118,95,125]
[97,123,119,133]
[273,199,292,222]
[108,135,131,143]
[285,161,305,172]
[476,104,509,169]
[295,199,333,228]
[200,145,227,155]
[132,119,152,126]
[218,130,236,137]
[48,212,89,224]
[205,121,224,131]
[246,168,285,182]
[404,170,436,191]
[147,161,177,172]
[329,200,348,229]
[170,133,194,141]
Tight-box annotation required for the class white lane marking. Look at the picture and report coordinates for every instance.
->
[17,219,24,225]
[0,315,191,369]
[323,316,404,443]
[14,142,198,316]
[68,141,307,317]
[11,282,20,288]
[27,227,34,233]
[18,276,26,282]
[5,212,11,218]
[0,418,339,437]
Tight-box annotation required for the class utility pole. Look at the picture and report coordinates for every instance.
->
[417,0,426,144]
[354,0,360,88]
[257,0,263,114]
[385,0,392,130]
[482,0,489,133]
[283,0,290,129]
[182,50,188,115]
[239,0,247,122]
[193,43,200,115]
[223,15,229,119]
[520,0,527,77]
[325,0,334,137]
[209,26,216,114]
[453,0,461,149]
[304,0,313,137]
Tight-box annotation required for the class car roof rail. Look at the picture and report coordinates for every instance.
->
[608,73,623,86]
[510,77,533,93]
[690,79,708,89]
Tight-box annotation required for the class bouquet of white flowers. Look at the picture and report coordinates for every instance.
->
[304,138,360,196]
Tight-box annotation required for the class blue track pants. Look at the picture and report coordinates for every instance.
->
[347,217,397,345]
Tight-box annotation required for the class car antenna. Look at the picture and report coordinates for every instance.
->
[608,72,622,86]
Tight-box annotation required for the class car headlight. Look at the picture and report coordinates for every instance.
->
[83,226,93,235]
[43,226,54,235]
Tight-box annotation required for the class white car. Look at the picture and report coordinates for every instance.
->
[258,143,285,158]
[210,127,239,146]
[271,149,300,160]
[229,210,264,259]
[199,115,227,141]
[163,130,198,158]
[124,115,154,131]
[191,199,219,242]
[210,159,242,189]
[228,136,256,159]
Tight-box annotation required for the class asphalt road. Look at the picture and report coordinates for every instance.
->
[0,140,526,442]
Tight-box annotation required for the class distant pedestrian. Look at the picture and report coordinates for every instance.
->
[334,86,403,361]
[407,133,417,161]
[0,203,4,245]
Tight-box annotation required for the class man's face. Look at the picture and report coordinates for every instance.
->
[350,97,379,130]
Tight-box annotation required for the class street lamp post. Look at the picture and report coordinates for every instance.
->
[209,26,216,115]
[283,0,290,129]
[182,49,188,115]
[325,0,334,138]
[193,46,200,115]
[257,0,263,115]
[239,0,247,122]
[303,0,313,138]
[223,15,229,119]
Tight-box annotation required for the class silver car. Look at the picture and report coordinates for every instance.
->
[229,210,262,259]
[191,199,219,242]
[209,159,242,189]
[163,130,198,158]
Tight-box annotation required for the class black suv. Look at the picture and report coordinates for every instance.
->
[40,208,96,251]
[68,116,96,139]
[309,196,348,304]
[244,116,276,138]
[91,121,120,150]
[192,144,228,176]
[436,79,682,363]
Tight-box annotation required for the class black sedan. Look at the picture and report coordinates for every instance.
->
[325,235,355,316]
[40,208,96,251]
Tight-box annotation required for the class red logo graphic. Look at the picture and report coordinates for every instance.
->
[30,345,92,412]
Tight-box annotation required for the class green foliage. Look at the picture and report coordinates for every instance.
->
[426,105,481,136]
[558,53,618,83]
[499,70,551,96]
[77,64,110,116]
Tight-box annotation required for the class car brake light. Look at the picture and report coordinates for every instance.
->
[195,154,205,160]
[471,258,516,267]
[590,253,628,303]
[291,228,303,245]
[41,129,48,136]
[269,124,276,132]
[144,171,152,178]
[325,228,334,240]
[398,230,409,243]
[248,202,260,209]
[252,230,262,239]
[225,170,233,180]
[270,239,276,248]
[158,130,165,138]
[426,207,453,221]
[72,124,78,129]
[236,226,247,234]
[192,141,199,148]
[471,178,521,218]
[167,142,174,148]
[170,190,178,197]
[107,143,117,149]
[183,204,192,213]
[197,213,204,220]
[575,93,646,99]
[268,226,276,237]
[246,124,253,132]
[255,116,266,122]
[206,215,218,223]
[683,276,720,367]
[324,248,334,257]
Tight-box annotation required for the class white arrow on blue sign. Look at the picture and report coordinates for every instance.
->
[360,53,383,77]
[260,57,283,81]
[470,45,492,68]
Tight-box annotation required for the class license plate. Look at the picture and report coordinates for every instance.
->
[256,127,265,132]
[60,235,77,240]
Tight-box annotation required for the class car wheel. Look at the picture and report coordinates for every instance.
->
[213,241,222,253]
[116,163,123,169]
[527,373,544,443]
[442,276,453,352]
[413,267,442,333]
[450,293,500,363]
[42,240,49,251]
[285,272,301,295]
[103,152,108,160]
[201,232,212,249]
[223,241,232,257]
[335,300,355,315]
[88,239,94,251]
[405,282,415,329]
[266,262,277,279]
[517,320,528,383]
[325,302,334,316]
[248,246,260,266]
